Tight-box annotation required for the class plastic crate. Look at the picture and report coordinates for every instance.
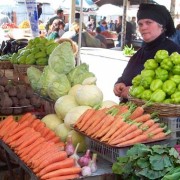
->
[85,137,173,163]
[160,117,180,139]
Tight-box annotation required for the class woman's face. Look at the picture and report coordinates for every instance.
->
[138,19,163,42]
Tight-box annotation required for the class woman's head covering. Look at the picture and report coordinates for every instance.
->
[137,3,175,37]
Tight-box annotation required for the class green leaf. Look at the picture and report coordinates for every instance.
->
[149,154,172,170]
[136,157,150,168]
[169,147,180,159]
[127,144,151,157]
[151,145,169,155]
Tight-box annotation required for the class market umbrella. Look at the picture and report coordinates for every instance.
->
[96,4,123,16]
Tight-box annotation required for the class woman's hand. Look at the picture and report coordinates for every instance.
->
[113,83,130,99]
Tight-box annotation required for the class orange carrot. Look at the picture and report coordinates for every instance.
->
[18,112,34,123]
[129,106,145,120]
[94,114,116,138]
[100,116,126,142]
[132,114,151,123]
[2,121,19,141]
[41,167,81,180]
[139,119,157,132]
[143,123,163,134]
[76,108,96,130]
[117,133,150,147]
[34,120,46,132]
[113,122,142,141]
[85,109,108,135]
[19,137,45,157]
[16,132,41,152]
[44,174,80,180]
[150,130,171,140]
[145,125,168,137]
[38,158,75,177]
[44,130,56,141]
[48,136,61,144]
[109,128,143,145]
[30,119,42,129]
[6,127,32,144]
[41,126,51,137]
[37,151,67,170]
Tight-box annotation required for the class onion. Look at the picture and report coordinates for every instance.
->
[81,166,92,176]
[65,135,74,156]
[78,149,91,167]
[89,153,97,173]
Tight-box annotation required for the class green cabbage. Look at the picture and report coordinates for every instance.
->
[48,41,75,74]
[27,66,42,91]
[37,66,60,97]
[67,63,95,86]
[47,74,71,101]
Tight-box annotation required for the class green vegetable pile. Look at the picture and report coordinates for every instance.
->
[112,143,180,180]
[0,54,12,61]
[123,44,136,56]
[10,37,58,65]
[130,50,180,104]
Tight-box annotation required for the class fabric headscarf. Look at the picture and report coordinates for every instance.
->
[137,3,175,37]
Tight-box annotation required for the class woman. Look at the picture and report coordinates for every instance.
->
[47,19,61,40]
[114,3,180,101]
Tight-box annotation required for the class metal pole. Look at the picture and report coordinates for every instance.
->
[120,0,128,51]
[77,0,83,66]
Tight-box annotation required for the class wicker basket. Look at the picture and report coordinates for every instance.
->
[13,64,45,75]
[128,96,180,117]
[0,61,13,69]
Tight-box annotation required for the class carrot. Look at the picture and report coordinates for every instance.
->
[34,120,46,132]
[30,119,42,129]
[94,114,115,138]
[38,158,75,177]
[145,125,168,137]
[76,108,96,130]
[85,109,108,135]
[44,130,56,141]
[150,130,171,140]
[139,119,157,132]
[8,120,31,137]
[2,121,19,142]
[129,106,145,120]
[41,126,51,137]
[108,121,133,143]
[18,112,34,123]
[41,167,81,180]
[116,133,150,147]
[109,128,143,145]
[48,136,61,144]
[132,113,151,123]
[44,174,80,180]
[13,128,35,149]
[6,127,32,144]
[19,137,45,157]
[143,123,163,134]
[37,151,68,170]
[113,122,142,141]
[0,116,14,138]
[16,132,41,152]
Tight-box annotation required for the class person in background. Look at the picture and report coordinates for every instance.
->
[99,21,108,32]
[113,3,180,101]
[47,19,61,40]
[0,13,11,26]
[58,21,65,38]
[37,3,43,19]
[86,18,96,32]
[95,27,107,48]
[45,9,64,33]
[108,20,115,31]
[170,24,180,46]
[116,16,133,47]
[130,16,137,39]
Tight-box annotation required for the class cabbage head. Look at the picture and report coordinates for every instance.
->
[36,66,60,97]
[68,84,82,97]
[67,63,95,86]
[47,74,71,101]
[75,85,103,107]
[48,41,75,74]
[27,66,42,91]
[54,95,79,119]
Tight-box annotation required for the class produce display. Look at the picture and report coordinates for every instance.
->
[0,113,82,179]
[112,143,180,179]
[130,50,180,104]
[74,103,171,147]
[122,44,136,56]
[10,37,58,65]
[19,20,30,29]
[27,41,95,100]
[0,75,41,115]
[1,23,18,29]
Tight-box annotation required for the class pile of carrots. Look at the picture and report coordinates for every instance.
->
[0,113,81,180]
[75,103,171,147]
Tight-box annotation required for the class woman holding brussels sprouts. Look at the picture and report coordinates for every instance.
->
[114,3,180,101]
